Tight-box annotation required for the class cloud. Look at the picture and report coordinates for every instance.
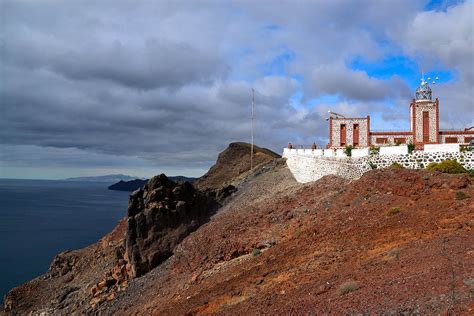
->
[0,0,472,178]
[2,27,229,90]
[402,1,474,81]
[307,65,412,101]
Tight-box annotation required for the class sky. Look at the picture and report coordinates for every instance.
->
[0,0,473,179]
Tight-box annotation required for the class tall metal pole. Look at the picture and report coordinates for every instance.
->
[251,88,255,171]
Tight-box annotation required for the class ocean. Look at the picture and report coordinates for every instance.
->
[0,179,130,303]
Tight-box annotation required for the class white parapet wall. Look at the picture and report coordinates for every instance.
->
[312,149,324,157]
[283,148,324,157]
[379,145,408,155]
[352,148,369,158]
[335,149,345,158]
[424,143,460,153]
[282,147,474,183]
[323,149,335,157]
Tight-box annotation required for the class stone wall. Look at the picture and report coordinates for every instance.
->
[283,149,474,183]
[369,151,474,170]
[284,154,370,183]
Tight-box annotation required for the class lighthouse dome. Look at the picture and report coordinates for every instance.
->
[415,81,432,102]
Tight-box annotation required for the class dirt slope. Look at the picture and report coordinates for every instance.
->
[102,167,473,315]
[194,142,281,191]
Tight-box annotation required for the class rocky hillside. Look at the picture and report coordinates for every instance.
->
[194,142,281,191]
[3,144,473,315]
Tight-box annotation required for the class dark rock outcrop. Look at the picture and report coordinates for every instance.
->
[124,174,218,277]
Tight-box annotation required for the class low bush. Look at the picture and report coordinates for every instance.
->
[390,162,405,169]
[344,145,353,157]
[386,207,400,216]
[460,145,473,152]
[251,248,261,257]
[426,160,467,174]
[407,142,415,154]
[387,247,401,259]
[455,191,469,200]
[369,162,377,170]
[338,281,360,295]
[369,146,380,156]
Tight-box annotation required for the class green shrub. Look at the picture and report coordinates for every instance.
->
[387,247,401,258]
[460,145,473,152]
[368,162,377,170]
[455,191,469,200]
[370,146,380,156]
[407,142,415,154]
[251,248,261,257]
[344,145,353,157]
[426,160,467,174]
[390,162,405,169]
[395,140,402,146]
[386,207,400,216]
[338,281,360,295]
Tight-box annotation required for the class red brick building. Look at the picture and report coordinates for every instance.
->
[328,80,474,149]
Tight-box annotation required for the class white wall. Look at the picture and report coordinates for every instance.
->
[424,143,460,153]
[352,148,369,158]
[336,149,346,158]
[324,149,335,157]
[283,148,324,158]
[379,145,408,155]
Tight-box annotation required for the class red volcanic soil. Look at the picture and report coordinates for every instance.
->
[103,167,473,315]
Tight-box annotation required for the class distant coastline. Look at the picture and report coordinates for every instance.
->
[108,176,197,192]
[63,174,144,183]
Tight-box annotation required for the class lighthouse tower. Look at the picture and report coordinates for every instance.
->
[409,77,439,148]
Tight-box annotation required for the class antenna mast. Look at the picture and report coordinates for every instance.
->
[251,88,255,171]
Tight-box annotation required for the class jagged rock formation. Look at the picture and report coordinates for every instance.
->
[125,174,218,277]
[194,142,280,191]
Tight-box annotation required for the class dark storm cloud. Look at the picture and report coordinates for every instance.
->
[3,36,229,90]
